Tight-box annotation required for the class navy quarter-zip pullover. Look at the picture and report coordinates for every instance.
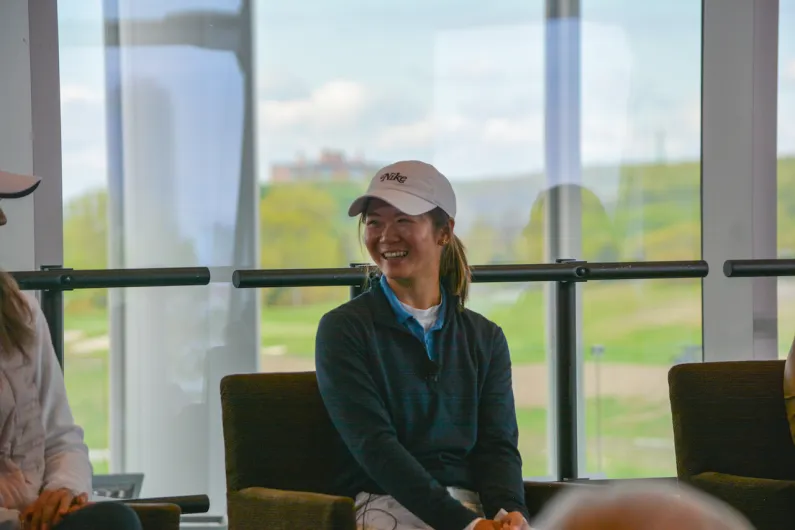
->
[315,277,529,530]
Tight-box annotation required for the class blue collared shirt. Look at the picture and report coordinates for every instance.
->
[379,274,445,362]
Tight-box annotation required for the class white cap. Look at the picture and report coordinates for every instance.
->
[0,169,41,199]
[348,160,457,218]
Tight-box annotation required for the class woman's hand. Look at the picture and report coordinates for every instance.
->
[64,493,90,515]
[20,488,88,530]
[500,511,527,529]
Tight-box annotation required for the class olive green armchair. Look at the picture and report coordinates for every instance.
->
[221,371,585,530]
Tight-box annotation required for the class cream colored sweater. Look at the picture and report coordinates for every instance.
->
[0,293,92,525]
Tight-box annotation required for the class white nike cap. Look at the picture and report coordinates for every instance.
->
[0,169,41,199]
[348,160,457,218]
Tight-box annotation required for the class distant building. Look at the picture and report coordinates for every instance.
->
[270,149,381,183]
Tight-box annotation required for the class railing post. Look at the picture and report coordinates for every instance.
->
[39,265,70,371]
[555,258,581,481]
[349,263,370,299]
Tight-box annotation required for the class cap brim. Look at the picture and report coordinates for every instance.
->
[0,170,41,199]
[348,189,437,217]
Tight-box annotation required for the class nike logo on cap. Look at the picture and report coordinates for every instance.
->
[379,172,407,184]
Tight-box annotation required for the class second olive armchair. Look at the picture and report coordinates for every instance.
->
[669,360,795,530]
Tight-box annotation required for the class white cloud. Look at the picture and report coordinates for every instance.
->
[375,119,434,150]
[252,20,705,180]
[259,80,369,130]
[60,84,102,105]
[779,95,795,155]
[59,83,108,200]
[482,117,542,146]
[257,70,309,100]
[784,59,795,84]
[442,55,505,82]
[63,146,106,172]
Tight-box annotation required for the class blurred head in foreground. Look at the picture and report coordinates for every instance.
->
[533,482,754,530]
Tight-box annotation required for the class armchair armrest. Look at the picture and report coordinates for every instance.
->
[523,480,598,518]
[126,503,181,530]
[228,487,355,530]
[125,494,209,514]
[691,471,795,530]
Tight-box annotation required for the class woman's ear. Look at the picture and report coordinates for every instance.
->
[438,219,454,246]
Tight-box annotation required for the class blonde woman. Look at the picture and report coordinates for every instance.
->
[0,171,140,530]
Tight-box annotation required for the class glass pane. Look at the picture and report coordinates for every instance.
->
[259,287,348,372]
[257,2,546,267]
[469,282,550,479]
[64,289,111,475]
[577,1,702,478]
[64,284,240,502]
[58,0,704,502]
[257,1,549,477]
[779,0,795,357]
[580,278,701,478]
[58,0,257,515]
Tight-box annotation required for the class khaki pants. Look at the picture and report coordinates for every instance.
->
[354,487,483,530]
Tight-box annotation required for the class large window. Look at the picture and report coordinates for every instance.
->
[578,1,702,478]
[779,1,795,357]
[57,0,703,511]
[255,0,702,480]
[58,0,257,513]
[255,1,552,476]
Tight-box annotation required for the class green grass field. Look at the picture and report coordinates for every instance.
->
[516,396,675,478]
[259,280,705,364]
[63,278,795,478]
[62,349,110,474]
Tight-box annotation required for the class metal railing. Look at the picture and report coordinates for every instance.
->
[23,258,795,485]
[723,259,795,277]
[10,266,211,369]
[9,259,710,482]
[234,259,709,481]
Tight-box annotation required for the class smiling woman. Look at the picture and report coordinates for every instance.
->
[352,161,470,310]
[315,161,531,530]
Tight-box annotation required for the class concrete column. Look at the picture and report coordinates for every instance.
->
[0,1,36,271]
[702,0,779,362]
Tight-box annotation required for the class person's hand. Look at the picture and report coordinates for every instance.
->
[65,493,90,515]
[500,511,526,530]
[474,520,502,530]
[20,488,87,530]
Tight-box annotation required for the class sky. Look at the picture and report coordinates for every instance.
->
[55,0,795,203]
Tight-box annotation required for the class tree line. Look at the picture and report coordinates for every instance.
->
[62,158,795,308]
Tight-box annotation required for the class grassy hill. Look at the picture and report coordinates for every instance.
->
[59,156,795,478]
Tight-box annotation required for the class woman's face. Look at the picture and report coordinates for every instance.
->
[363,199,448,284]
